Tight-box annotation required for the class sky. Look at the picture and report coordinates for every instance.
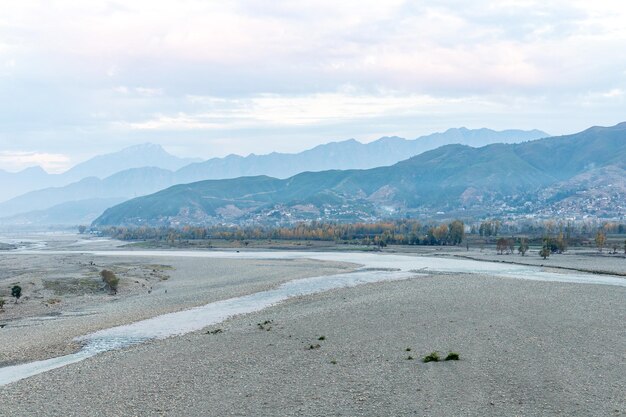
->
[0,0,625,173]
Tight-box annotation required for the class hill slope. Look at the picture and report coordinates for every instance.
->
[0,127,546,221]
[175,128,548,181]
[93,123,626,227]
[0,144,199,203]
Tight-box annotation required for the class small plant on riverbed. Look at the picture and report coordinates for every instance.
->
[207,328,223,335]
[308,344,321,350]
[445,352,460,361]
[422,351,440,363]
[318,336,326,341]
[0,297,5,310]
[11,285,22,303]
[257,319,273,331]
[100,270,119,294]
[407,355,414,360]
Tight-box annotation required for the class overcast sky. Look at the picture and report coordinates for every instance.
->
[1,0,625,172]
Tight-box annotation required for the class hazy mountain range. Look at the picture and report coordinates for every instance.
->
[0,127,547,225]
[175,127,547,180]
[0,143,200,202]
[93,122,626,227]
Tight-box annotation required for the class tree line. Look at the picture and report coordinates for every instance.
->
[91,218,625,253]
[98,220,466,246]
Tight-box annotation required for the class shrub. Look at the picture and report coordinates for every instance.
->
[11,285,22,303]
[100,270,119,294]
[445,352,460,361]
[0,297,5,310]
[422,351,440,363]
[257,319,273,330]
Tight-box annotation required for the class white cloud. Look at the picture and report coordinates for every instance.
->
[0,151,70,173]
[2,0,624,92]
[0,0,626,165]
[113,86,163,96]
[602,89,625,98]
[123,91,498,131]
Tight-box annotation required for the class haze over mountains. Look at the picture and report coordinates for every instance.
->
[0,143,200,202]
[94,123,626,228]
[0,127,547,225]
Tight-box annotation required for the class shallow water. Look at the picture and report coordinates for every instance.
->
[0,266,416,386]
[0,249,623,387]
[83,249,626,287]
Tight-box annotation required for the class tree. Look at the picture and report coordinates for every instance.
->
[539,241,550,260]
[479,221,492,237]
[78,225,87,234]
[11,285,22,303]
[448,220,465,245]
[493,220,501,236]
[507,238,515,255]
[432,224,449,245]
[555,233,567,254]
[518,238,529,256]
[496,238,507,255]
[100,270,119,294]
[595,231,606,253]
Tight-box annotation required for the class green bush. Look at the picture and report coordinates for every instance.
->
[422,351,440,363]
[100,270,119,294]
[11,285,21,303]
[445,352,460,361]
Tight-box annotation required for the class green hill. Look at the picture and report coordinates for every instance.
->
[93,122,626,227]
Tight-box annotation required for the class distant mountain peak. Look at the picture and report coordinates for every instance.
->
[20,165,48,174]
[59,142,200,181]
[0,126,551,214]
[92,123,626,228]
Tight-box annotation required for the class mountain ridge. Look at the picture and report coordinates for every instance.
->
[0,144,200,203]
[92,122,625,227]
[0,127,548,221]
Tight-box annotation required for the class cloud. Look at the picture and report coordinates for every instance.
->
[123,91,498,131]
[114,86,163,96]
[0,151,70,173]
[3,0,624,93]
[0,0,625,165]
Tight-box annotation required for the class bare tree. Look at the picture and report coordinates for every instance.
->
[518,238,529,256]
[595,231,606,253]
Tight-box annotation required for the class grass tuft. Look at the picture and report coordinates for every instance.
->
[257,319,273,331]
[422,351,440,363]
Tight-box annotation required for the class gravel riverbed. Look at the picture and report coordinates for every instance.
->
[0,236,624,416]
[1,271,624,416]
